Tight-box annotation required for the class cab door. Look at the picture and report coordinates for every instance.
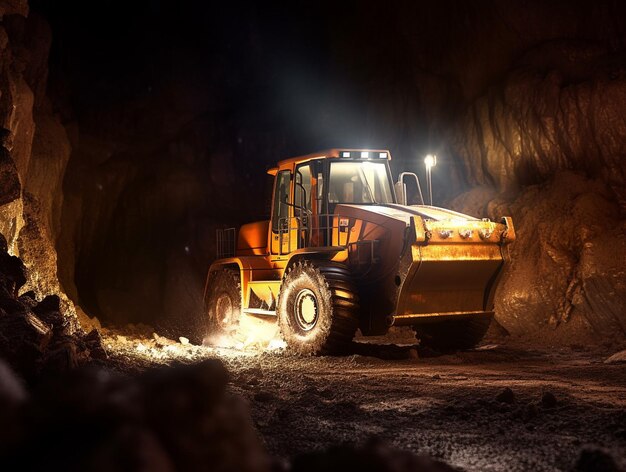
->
[294,162,314,249]
[270,169,292,255]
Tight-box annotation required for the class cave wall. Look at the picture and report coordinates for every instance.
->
[0,2,93,331]
[450,41,626,199]
[452,173,625,341]
[446,39,626,340]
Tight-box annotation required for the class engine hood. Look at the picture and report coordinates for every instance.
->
[335,203,479,226]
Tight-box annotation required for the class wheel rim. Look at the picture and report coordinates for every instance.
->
[215,292,233,329]
[294,288,318,331]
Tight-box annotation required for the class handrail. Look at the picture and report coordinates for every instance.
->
[216,227,236,258]
[277,212,349,255]
[395,172,425,206]
[275,212,387,264]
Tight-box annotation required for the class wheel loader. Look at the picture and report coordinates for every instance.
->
[203,149,515,354]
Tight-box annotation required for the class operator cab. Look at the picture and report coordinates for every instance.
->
[268,149,395,254]
[273,148,395,213]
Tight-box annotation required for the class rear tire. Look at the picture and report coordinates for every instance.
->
[278,260,359,355]
[204,268,242,342]
[413,315,492,352]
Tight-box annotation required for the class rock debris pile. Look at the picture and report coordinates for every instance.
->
[0,233,105,383]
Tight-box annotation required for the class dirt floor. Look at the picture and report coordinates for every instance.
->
[101,325,626,471]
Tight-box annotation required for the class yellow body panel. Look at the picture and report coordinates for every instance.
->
[238,221,269,256]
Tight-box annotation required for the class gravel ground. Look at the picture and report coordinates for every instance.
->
[102,325,626,471]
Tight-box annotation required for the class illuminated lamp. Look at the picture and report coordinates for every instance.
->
[424,154,437,205]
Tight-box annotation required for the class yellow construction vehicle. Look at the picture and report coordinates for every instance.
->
[203,149,515,354]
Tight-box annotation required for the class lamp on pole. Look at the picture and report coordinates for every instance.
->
[424,154,437,206]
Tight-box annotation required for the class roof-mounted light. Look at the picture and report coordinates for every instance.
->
[379,152,387,159]
[341,151,351,158]
[361,151,369,158]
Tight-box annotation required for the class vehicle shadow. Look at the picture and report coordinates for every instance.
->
[344,340,438,360]
[342,339,528,363]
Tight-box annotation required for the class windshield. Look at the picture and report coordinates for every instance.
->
[328,161,394,204]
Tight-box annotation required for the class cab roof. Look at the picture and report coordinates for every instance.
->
[266,149,392,175]
[277,148,391,168]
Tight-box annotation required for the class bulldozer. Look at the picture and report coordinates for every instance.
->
[202,149,515,354]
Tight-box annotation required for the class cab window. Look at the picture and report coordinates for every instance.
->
[328,161,393,204]
[295,163,312,214]
[272,170,291,232]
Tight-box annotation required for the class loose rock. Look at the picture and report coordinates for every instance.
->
[254,391,277,403]
[604,350,626,364]
[572,448,620,472]
[496,387,516,404]
[291,439,460,472]
[541,391,558,408]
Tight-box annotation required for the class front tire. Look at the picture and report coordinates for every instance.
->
[204,268,242,342]
[278,260,359,355]
[413,314,492,352]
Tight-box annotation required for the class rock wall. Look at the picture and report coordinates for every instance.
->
[446,43,626,339]
[450,40,626,199]
[0,4,96,331]
[440,17,626,341]
[452,173,625,341]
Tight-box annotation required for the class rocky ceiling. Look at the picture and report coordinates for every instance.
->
[0,0,624,342]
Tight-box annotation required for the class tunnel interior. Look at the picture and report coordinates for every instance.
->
[1,1,626,470]
[0,0,623,339]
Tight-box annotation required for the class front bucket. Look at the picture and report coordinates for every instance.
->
[395,224,507,320]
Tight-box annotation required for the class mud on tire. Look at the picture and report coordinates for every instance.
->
[277,260,359,355]
[413,314,492,352]
[204,268,242,342]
